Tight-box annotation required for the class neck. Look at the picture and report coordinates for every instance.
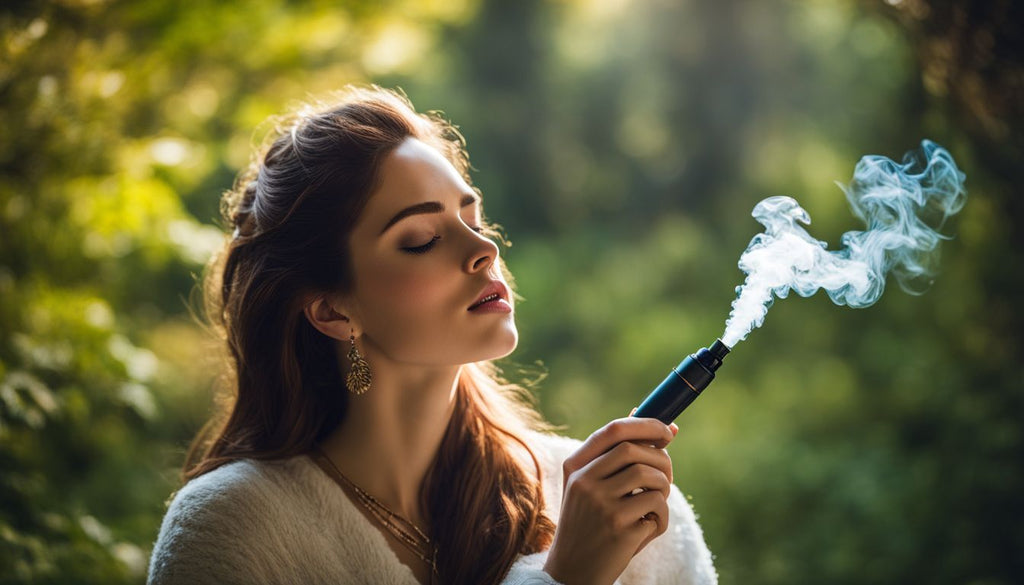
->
[319,349,460,528]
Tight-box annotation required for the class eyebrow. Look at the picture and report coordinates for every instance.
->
[379,193,480,234]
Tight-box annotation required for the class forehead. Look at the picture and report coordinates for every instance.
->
[363,137,472,215]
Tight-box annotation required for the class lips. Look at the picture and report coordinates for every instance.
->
[468,281,510,311]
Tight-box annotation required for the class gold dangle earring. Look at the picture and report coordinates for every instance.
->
[345,334,372,395]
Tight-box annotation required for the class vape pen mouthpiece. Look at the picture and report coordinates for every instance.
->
[710,338,730,359]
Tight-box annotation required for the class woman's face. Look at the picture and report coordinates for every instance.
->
[342,137,517,367]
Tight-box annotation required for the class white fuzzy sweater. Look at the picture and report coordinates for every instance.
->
[148,432,717,585]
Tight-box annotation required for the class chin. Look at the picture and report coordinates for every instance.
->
[476,322,519,362]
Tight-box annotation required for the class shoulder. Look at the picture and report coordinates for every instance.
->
[147,457,325,585]
[160,458,285,516]
[156,457,308,536]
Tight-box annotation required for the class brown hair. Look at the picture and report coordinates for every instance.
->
[186,86,555,584]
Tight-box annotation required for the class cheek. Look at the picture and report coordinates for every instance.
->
[365,262,452,312]
[354,258,461,348]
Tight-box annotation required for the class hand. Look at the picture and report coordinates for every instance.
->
[543,417,679,585]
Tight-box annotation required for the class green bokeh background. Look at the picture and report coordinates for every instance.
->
[1,1,1021,583]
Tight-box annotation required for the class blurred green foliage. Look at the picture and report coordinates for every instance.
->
[1,0,1020,583]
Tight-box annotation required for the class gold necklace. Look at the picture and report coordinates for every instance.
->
[312,447,439,584]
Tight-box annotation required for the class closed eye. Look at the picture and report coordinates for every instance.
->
[401,224,485,255]
[401,236,440,255]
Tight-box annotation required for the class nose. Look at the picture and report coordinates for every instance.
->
[464,229,499,274]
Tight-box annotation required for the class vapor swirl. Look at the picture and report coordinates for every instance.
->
[722,140,967,347]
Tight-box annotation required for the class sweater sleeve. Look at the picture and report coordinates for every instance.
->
[503,550,564,585]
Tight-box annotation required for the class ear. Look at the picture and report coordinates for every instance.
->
[303,296,357,341]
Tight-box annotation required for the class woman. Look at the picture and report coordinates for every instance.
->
[148,86,717,585]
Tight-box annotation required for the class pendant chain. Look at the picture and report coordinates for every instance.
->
[313,447,439,583]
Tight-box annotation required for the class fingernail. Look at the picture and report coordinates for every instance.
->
[669,423,679,436]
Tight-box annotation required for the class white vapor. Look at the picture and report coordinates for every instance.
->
[722,140,967,347]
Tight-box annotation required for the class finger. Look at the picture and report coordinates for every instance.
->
[605,463,672,500]
[581,441,674,486]
[564,418,674,474]
[617,490,669,536]
[634,498,671,555]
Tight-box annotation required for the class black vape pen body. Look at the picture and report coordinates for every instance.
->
[633,339,730,424]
